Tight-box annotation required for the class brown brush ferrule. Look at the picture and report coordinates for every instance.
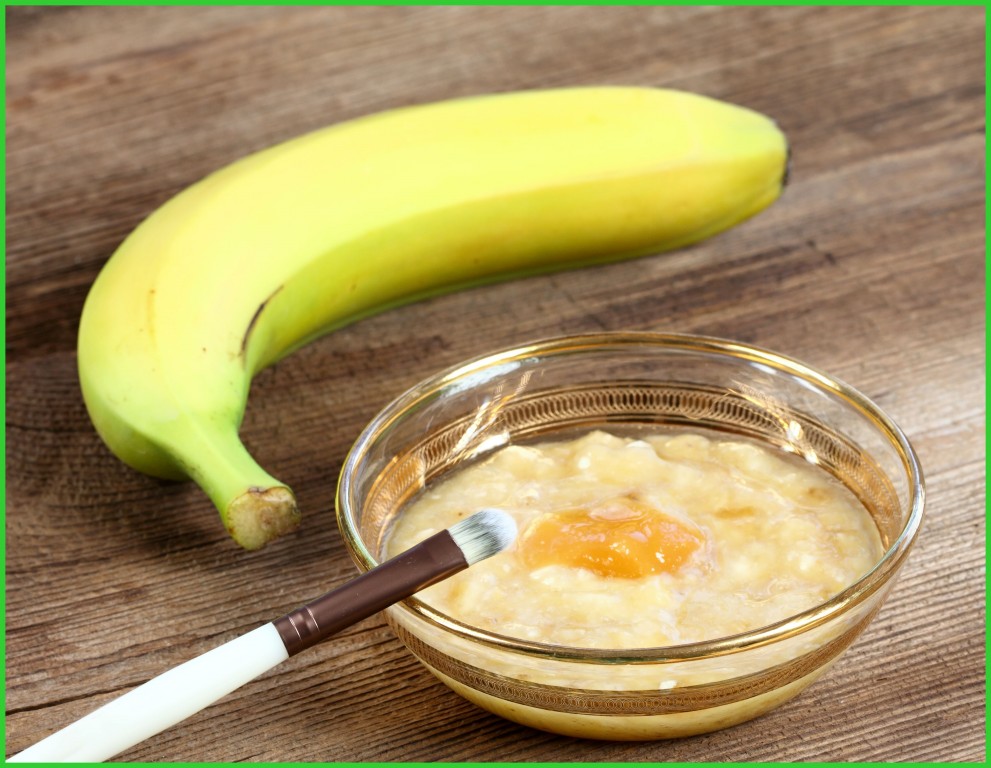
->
[273,529,468,657]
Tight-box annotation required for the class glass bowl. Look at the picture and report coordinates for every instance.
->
[336,332,924,739]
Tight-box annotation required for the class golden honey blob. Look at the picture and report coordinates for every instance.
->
[519,495,704,578]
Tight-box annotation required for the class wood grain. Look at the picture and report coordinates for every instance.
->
[5,5,985,762]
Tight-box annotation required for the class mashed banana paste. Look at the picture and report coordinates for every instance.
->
[386,429,882,648]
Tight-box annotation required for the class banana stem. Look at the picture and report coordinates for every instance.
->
[174,422,300,550]
[225,485,300,550]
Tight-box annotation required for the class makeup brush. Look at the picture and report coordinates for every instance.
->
[9,508,517,763]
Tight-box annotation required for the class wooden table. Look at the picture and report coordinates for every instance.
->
[5,6,985,762]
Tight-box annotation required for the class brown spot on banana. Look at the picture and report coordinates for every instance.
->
[241,285,284,359]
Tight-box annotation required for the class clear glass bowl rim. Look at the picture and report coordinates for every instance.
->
[336,331,925,663]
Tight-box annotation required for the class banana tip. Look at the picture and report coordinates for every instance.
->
[227,486,300,550]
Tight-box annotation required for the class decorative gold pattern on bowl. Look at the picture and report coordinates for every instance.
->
[390,602,880,716]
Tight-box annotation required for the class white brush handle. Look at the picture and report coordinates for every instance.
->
[9,623,289,763]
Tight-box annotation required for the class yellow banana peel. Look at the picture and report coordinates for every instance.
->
[77,87,789,549]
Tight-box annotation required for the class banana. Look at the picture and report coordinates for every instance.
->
[77,87,788,549]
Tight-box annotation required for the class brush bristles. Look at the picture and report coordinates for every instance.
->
[448,508,517,566]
